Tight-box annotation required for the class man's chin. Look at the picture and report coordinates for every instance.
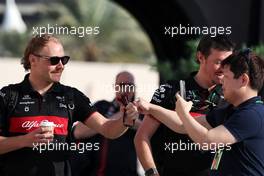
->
[214,76,223,84]
[50,73,62,82]
[212,79,220,85]
[51,76,61,83]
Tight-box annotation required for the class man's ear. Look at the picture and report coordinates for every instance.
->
[240,73,250,87]
[196,51,206,64]
[29,54,37,67]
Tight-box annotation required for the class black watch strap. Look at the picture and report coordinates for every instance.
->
[145,168,158,176]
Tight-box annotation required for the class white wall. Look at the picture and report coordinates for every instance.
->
[0,58,159,103]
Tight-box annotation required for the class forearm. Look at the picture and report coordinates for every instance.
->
[100,112,128,139]
[84,111,129,139]
[0,135,27,154]
[180,112,209,144]
[134,133,158,171]
[73,122,98,139]
[134,115,161,175]
[148,104,186,134]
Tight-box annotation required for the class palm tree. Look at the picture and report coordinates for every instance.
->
[37,0,155,63]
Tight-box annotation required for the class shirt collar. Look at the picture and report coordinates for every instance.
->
[234,96,262,110]
[20,73,62,94]
[189,71,223,94]
[189,72,209,93]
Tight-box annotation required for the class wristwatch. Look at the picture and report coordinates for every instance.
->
[145,168,159,176]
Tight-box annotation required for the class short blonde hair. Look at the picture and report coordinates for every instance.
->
[21,34,61,71]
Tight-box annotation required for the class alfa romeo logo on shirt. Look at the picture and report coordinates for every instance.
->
[24,106,29,112]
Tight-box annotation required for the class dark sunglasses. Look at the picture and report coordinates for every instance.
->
[33,53,70,65]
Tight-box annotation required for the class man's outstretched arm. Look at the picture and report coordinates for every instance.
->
[134,114,160,176]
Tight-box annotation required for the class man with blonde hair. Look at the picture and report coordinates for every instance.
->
[0,34,138,176]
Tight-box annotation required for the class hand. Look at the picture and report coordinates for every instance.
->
[134,98,151,114]
[175,93,193,117]
[124,102,139,126]
[23,127,54,147]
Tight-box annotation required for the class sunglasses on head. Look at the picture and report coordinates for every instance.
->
[33,53,70,65]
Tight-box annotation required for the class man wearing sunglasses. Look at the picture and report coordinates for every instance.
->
[0,34,138,176]
[32,53,70,66]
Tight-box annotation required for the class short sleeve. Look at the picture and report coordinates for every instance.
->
[72,88,97,122]
[206,105,232,128]
[224,109,262,142]
[150,81,177,110]
[206,110,218,128]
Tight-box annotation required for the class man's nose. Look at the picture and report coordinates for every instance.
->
[56,60,64,68]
